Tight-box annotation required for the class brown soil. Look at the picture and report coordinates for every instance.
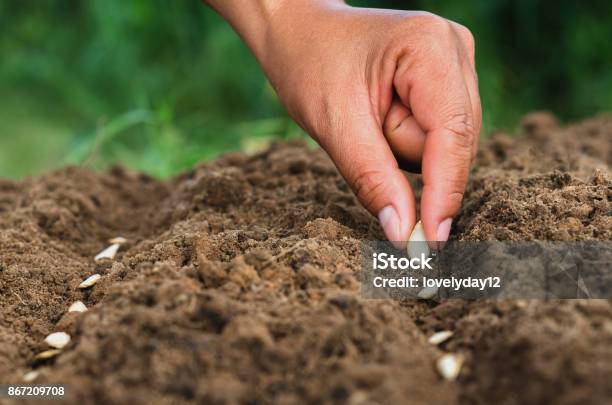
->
[0,112,611,405]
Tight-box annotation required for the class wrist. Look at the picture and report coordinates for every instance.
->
[205,0,347,66]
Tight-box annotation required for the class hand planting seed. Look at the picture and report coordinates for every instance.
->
[78,274,101,289]
[94,243,120,261]
[417,285,438,300]
[428,331,454,345]
[34,349,61,361]
[44,332,71,349]
[407,220,430,259]
[22,370,40,382]
[68,301,88,312]
[436,353,464,381]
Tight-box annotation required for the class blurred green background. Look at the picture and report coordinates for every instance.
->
[1,0,611,178]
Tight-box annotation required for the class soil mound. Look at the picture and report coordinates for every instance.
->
[0,113,610,404]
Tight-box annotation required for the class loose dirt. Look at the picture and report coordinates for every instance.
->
[0,113,610,404]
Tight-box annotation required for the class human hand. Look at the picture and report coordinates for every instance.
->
[207,0,481,247]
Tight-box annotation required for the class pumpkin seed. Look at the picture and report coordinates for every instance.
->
[109,237,128,245]
[68,301,88,313]
[44,332,71,349]
[34,350,61,361]
[23,370,40,382]
[436,353,464,381]
[428,330,454,345]
[78,274,101,289]
[417,285,438,299]
[407,220,430,259]
[94,244,120,261]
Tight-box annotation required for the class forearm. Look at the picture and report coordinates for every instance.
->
[203,0,345,63]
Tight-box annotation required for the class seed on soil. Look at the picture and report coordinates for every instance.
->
[577,275,591,298]
[34,349,62,361]
[436,353,464,381]
[78,274,101,289]
[22,370,40,382]
[68,301,88,313]
[109,236,128,245]
[94,243,120,261]
[428,330,454,345]
[407,220,430,259]
[44,332,71,349]
[417,285,438,300]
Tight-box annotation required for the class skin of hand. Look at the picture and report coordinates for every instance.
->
[205,0,481,247]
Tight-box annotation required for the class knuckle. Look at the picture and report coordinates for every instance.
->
[455,24,475,50]
[410,13,442,25]
[444,110,477,149]
[401,15,475,61]
[350,168,388,212]
[447,190,465,206]
[440,168,468,204]
[462,34,476,62]
[412,13,451,31]
[403,13,454,44]
[423,15,454,38]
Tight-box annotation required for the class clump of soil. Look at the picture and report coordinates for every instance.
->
[0,113,610,404]
[457,113,611,241]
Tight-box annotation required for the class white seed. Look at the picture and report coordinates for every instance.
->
[577,276,591,298]
[417,285,438,300]
[436,353,464,381]
[428,330,454,345]
[34,349,61,361]
[44,332,71,349]
[94,243,120,261]
[109,236,128,245]
[68,301,88,313]
[407,220,430,259]
[23,370,40,382]
[78,274,101,289]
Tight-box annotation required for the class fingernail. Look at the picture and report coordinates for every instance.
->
[378,205,401,245]
[436,218,453,242]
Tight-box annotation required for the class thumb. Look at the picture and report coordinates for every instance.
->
[320,119,416,248]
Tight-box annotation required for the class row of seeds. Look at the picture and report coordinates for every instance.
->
[23,237,127,382]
